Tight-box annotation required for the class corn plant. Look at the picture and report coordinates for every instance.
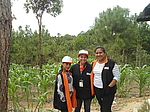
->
[117,64,133,97]
[36,63,59,94]
[138,100,150,112]
[8,78,24,111]
[9,63,150,111]
[32,92,51,112]
[8,63,60,111]
[130,65,150,97]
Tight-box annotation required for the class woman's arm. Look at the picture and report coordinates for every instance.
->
[57,74,66,102]
[109,64,120,87]
[108,79,117,87]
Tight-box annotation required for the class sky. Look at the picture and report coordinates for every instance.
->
[11,0,150,36]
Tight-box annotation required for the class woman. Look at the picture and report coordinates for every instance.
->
[70,50,93,112]
[90,46,120,112]
[53,56,77,112]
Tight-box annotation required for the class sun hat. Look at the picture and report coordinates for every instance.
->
[78,50,89,56]
[62,56,72,63]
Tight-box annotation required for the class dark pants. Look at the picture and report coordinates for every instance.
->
[94,87,115,112]
[74,98,92,112]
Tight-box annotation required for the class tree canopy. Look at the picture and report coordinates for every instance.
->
[11,5,150,67]
[23,0,63,69]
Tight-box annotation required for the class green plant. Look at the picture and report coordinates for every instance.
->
[33,92,51,112]
[131,65,150,97]
[8,63,150,111]
[138,100,150,112]
[8,63,59,111]
[117,64,132,97]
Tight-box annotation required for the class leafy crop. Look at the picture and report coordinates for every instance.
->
[8,63,150,111]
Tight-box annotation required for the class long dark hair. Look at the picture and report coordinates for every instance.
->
[94,46,106,53]
[59,63,69,73]
[57,64,63,75]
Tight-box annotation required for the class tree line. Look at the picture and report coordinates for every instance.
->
[10,6,150,67]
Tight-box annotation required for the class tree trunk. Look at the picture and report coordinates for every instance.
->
[122,49,125,64]
[38,15,43,70]
[0,0,12,111]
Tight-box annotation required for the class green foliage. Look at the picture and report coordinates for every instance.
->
[92,6,150,65]
[24,0,63,17]
[11,5,150,66]
[72,33,91,51]
[138,100,150,112]
[130,65,150,97]
[11,26,38,65]
[33,91,51,112]
[117,64,150,98]
[8,63,60,111]
[117,64,133,97]
[23,0,63,69]
[8,62,150,111]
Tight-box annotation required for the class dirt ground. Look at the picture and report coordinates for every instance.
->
[44,95,150,112]
[9,92,150,112]
[110,96,150,112]
[9,88,150,112]
[44,81,150,112]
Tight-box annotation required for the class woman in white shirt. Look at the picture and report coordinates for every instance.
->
[90,46,120,112]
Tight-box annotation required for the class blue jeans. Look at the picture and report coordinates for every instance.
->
[74,98,92,112]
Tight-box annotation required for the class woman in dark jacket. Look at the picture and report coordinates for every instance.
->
[90,46,120,112]
[70,50,93,112]
[53,56,77,112]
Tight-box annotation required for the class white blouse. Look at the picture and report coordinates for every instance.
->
[93,62,104,88]
[93,62,120,88]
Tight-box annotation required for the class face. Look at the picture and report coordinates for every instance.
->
[95,48,106,62]
[78,54,88,65]
[62,62,71,71]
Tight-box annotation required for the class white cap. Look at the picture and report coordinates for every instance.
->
[78,50,89,56]
[62,56,72,63]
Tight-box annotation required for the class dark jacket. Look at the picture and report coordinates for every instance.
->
[53,71,68,111]
[53,70,77,111]
[91,58,116,96]
[70,62,93,100]
[101,59,116,95]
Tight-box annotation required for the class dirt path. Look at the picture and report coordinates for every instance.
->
[44,96,150,112]
[117,101,143,112]
[114,96,150,112]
